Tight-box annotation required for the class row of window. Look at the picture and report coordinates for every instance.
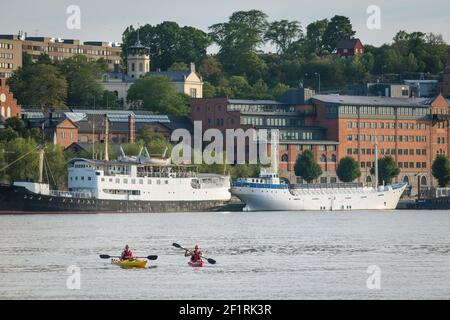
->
[346,121,427,130]
[0,53,13,59]
[0,43,13,49]
[337,105,430,117]
[0,106,12,118]
[228,104,296,113]
[279,145,337,152]
[347,148,427,156]
[347,135,427,142]
[0,62,13,69]
[360,162,427,169]
[280,154,337,163]
[25,46,120,56]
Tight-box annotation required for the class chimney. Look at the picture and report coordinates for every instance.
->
[128,114,135,143]
[190,62,196,73]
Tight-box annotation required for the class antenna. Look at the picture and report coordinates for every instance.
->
[104,114,109,161]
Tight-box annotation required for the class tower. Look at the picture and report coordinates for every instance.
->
[127,29,150,79]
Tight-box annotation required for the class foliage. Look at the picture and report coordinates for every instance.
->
[139,125,173,155]
[370,156,400,185]
[8,63,68,107]
[432,155,450,187]
[336,156,361,182]
[294,149,322,183]
[127,76,189,115]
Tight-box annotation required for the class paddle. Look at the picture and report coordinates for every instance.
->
[99,254,158,260]
[172,243,216,265]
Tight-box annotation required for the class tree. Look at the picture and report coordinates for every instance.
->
[127,76,188,115]
[322,15,356,53]
[122,22,210,71]
[202,81,217,98]
[5,117,26,136]
[228,76,252,98]
[168,62,189,71]
[8,63,67,107]
[139,125,173,155]
[294,149,322,183]
[270,83,290,98]
[209,10,269,80]
[44,143,67,189]
[432,155,450,187]
[199,56,222,84]
[3,138,39,182]
[370,156,400,185]
[57,55,107,107]
[336,156,361,182]
[305,19,329,55]
[265,20,303,55]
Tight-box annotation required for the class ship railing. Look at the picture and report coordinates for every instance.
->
[289,182,364,190]
[136,172,197,178]
[50,190,93,199]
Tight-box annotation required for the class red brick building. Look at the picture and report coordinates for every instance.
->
[441,53,450,97]
[335,39,364,58]
[0,78,21,119]
[191,88,450,197]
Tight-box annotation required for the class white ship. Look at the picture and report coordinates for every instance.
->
[231,132,407,211]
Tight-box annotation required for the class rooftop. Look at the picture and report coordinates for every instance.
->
[228,99,286,105]
[336,38,362,49]
[312,94,432,107]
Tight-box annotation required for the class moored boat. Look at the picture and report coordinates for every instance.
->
[111,259,148,268]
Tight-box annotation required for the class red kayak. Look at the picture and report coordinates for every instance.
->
[188,260,204,268]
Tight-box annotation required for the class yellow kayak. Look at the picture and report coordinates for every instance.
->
[111,259,147,268]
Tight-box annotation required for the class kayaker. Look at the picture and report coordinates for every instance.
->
[185,245,203,263]
[121,245,134,260]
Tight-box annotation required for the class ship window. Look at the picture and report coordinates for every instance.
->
[165,180,169,184]
[131,179,136,184]
[147,180,152,184]
[139,179,143,184]
[75,177,78,180]
[157,180,161,185]
[115,178,120,183]
[124,179,128,184]
[101,178,105,182]
[88,177,92,181]
[109,178,112,182]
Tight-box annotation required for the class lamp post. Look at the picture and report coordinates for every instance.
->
[314,72,321,94]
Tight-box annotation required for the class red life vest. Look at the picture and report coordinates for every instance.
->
[191,251,202,262]
[121,249,133,259]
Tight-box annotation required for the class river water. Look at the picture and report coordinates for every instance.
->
[0,210,449,300]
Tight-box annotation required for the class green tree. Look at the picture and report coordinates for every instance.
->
[322,15,356,53]
[44,143,67,189]
[432,155,450,187]
[270,83,290,98]
[127,76,188,115]
[265,20,303,55]
[203,81,217,98]
[3,138,39,182]
[139,125,173,155]
[199,56,222,84]
[168,62,189,71]
[122,22,210,70]
[371,156,400,185]
[8,63,67,107]
[305,19,329,55]
[228,76,252,98]
[294,149,322,183]
[4,117,26,136]
[57,55,107,107]
[336,156,361,182]
[209,10,269,81]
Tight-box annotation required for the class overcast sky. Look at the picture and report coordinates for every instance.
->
[1,0,449,49]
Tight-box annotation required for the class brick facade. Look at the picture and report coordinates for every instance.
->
[0,78,21,119]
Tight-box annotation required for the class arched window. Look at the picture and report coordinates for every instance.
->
[420,176,427,186]
[131,63,135,72]
[331,154,336,162]
[6,106,11,118]
[139,63,143,72]
[0,106,4,118]
[320,154,327,162]
[102,74,109,82]
[366,176,372,183]
[403,176,409,184]
[281,154,289,162]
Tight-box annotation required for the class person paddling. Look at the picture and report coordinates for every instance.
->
[185,245,203,263]
[121,245,134,260]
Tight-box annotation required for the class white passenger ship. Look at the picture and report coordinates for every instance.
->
[231,132,407,211]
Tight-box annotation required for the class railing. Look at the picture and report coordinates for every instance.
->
[50,190,93,199]
[289,183,364,190]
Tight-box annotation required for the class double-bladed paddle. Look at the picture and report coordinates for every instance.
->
[172,242,216,264]
[99,254,158,260]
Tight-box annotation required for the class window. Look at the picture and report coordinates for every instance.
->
[320,154,327,162]
[190,88,197,98]
[320,177,328,183]
[347,148,352,155]
[331,154,337,162]
[281,154,289,162]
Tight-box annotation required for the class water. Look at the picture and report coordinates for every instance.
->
[0,210,449,300]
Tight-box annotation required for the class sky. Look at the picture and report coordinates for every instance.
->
[1,0,449,51]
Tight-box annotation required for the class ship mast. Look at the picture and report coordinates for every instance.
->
[38,147,44,184]
[271,129,279,173]
[374,130,378,189]
[104,114,109,161]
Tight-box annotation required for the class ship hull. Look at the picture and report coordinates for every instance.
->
[231,183,407,211]
[0,185,228,214]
